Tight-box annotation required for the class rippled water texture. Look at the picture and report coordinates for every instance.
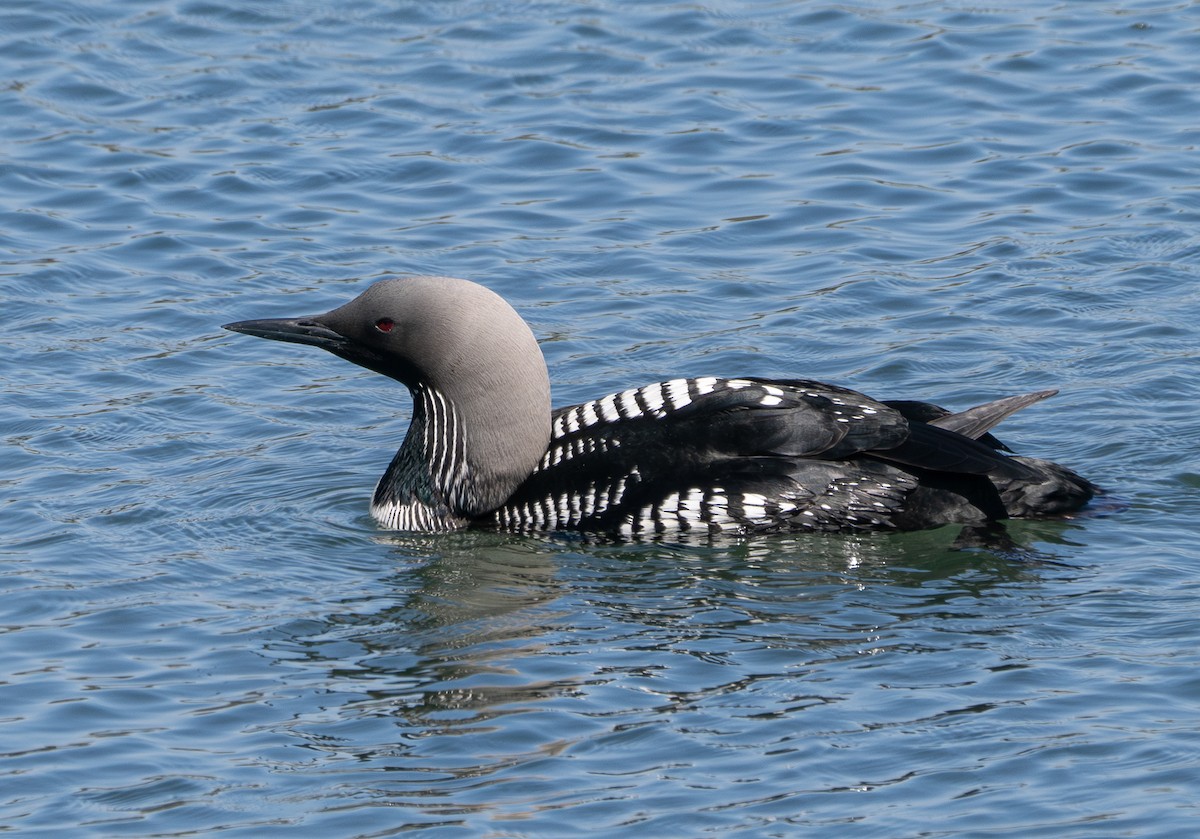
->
[3,1,1200,836]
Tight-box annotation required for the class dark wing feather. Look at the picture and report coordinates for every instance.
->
[872,420,1037,479]
[492,377,1072,535]
[707,378,910,459]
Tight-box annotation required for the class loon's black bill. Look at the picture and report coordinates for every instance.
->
[223,316,345,350]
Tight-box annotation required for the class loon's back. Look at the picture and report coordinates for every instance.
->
[485,376,1096,535]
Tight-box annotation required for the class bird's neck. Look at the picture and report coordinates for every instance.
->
[370,379,551,531]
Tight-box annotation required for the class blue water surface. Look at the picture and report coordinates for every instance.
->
[3,1,1200,836]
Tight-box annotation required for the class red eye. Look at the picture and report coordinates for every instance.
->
[375,318,395,333]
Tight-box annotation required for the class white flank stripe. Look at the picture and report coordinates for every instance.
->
[565,407,581,433]
[706,499,737,526]
[660,492,680,514]
[741,491,768,521]
[611,476,626,506]
[591,483,607,515]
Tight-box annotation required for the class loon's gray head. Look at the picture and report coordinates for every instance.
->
[224,276,552,521]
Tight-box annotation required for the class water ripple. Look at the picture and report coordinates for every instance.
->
[3,0,1200,835]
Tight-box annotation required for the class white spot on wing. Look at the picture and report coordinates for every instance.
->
[618,388,641,418]
[581,401,600,426]
[639,383,665,416]
[666,379,692,409]
[598,394,620,422]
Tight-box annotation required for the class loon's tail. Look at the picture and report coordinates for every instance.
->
[891,389,1098,517]
[928,389,1059,442]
